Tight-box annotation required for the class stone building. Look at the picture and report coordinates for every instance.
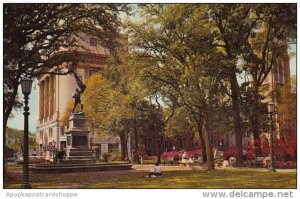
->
[36,34,109,160]
[212,45,295,150]
[260,45,296,143]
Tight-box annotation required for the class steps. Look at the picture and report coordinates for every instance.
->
[66,147,95,163]
[69,148,94,157]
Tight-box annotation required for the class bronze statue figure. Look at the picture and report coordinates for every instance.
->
[69,67,86,113]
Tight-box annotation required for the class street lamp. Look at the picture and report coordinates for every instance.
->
[20,77,33,188]
[267,102,276,172]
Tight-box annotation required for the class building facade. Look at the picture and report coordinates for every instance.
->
[260,45,295,142]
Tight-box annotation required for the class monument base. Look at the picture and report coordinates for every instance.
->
[65,113,95,162]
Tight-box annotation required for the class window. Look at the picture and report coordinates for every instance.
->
[90,38,97,47]
[40,131,43,140]
[49,128,53,138]
[61,127,65,136]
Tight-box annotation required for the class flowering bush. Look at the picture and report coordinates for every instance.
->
[161,149,203,160]
[223,144,256,160]
[187,149,203,158]
[223,146,236,160]
[275,161,296,169]
[224,138,296,162]
[161,151,180,160]
[262,139,296,161]
[242,144,256,160]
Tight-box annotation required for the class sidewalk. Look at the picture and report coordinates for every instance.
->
[133,164,296,172]
[215,166,296,172]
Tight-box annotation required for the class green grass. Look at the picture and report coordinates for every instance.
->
[4,166,296,189]
[87,169,295,189]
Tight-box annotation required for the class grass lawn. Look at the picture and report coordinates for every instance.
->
[87,169,296,189]
[4,165,296,189]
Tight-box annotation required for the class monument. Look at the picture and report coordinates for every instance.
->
[64,67,95,163]
[31,66,132,173]
[65,114,95,163]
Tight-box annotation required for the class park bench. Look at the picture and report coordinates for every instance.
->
[179,158,194,167]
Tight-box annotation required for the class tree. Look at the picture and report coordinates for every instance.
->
[209,4,296,159]
[6,127,36,155]
[164,107,197,150]
[276,78,296,138]
[242,4,296,154]
[3,3,129,179]
[208,4,258,166]
[83,73,128,160]
[124,4,236,170]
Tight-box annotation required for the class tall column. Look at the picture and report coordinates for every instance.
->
[49,76,53,118]
[39,81,44,121]
[51,75,56,115]
[51,76,56,117]
[44,77,49,120]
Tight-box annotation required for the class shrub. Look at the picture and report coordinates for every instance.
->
[161,149,203,161]
[187,149,203,158]
[55,150,65,160]
[109,151,121,161]
[262,139,296,161]
[102,153,110,162]
[224,139,296,162]
[275,161,296,169]
[161,151,180,160]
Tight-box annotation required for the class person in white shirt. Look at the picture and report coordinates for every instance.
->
[148,163,162,178]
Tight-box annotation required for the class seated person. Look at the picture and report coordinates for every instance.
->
[229,156,236,167]
[180,157,194,167]
[148,162,162,178]
[263,156,271,168]
[222,160,230,168]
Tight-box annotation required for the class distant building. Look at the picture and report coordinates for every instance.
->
[212,45,295,150]
[260,45,296,142]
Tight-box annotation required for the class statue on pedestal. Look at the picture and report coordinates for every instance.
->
[69,67,86,114]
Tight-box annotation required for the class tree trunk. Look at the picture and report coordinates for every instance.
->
[156,137,162,164]
[252,76,262,156]
[3,125,7,182]
[204,120,215,170]
[133,117,140,163]
[230,73,243,167]
[198,128,207,162]
[118,132,126,160]
[192,113,207,162]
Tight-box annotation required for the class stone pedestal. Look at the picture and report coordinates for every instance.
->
[65,113,95,163]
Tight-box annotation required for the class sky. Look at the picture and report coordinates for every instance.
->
[7,81,39,133]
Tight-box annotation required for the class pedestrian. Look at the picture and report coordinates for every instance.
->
[243,149,247,161]
[148,162,162,178]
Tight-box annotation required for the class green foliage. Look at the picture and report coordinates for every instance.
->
[109,151,122,161]
[102,153,110,162]
[83,73,132,136]
[3,3,129,136]
[276,80,296,136]
[55,150,66,161]
[6,127,36,153]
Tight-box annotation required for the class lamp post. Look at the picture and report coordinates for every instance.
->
[20,77,33,188]
[267,102,276,172]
